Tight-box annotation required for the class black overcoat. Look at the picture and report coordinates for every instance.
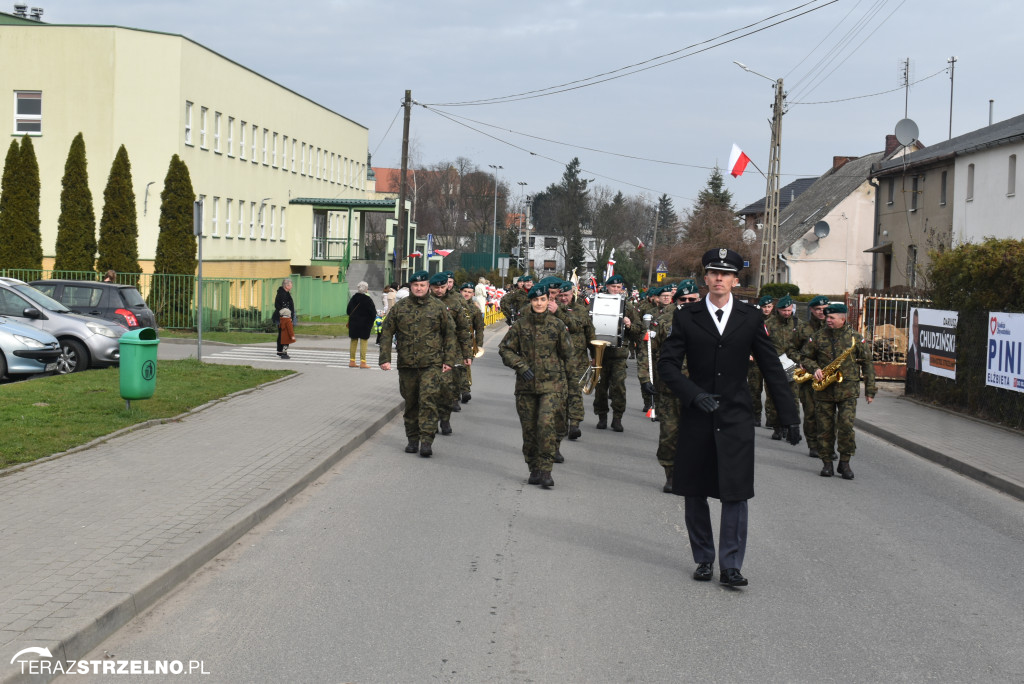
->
[346,292,376,340]
[658,299,799,502]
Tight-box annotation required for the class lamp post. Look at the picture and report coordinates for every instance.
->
[489,164,503,269]
[517,181,527,269]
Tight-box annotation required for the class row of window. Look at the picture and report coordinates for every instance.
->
[966,155,1017,201]
[184,101,365,187]
[886,154,1018,209]
[196,195,286,241]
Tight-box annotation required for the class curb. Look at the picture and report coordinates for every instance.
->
[855,418,1024,502]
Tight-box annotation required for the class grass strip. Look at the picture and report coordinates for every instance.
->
[0,358,292,469]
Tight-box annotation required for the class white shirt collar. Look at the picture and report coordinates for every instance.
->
[706,294,734,334]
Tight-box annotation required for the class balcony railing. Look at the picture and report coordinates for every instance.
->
[311,237,348,262]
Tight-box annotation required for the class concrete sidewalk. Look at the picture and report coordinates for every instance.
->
[2,333,1023,682]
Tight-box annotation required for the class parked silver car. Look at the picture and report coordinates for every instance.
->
[0,277,126,374]
[0,315,61,379]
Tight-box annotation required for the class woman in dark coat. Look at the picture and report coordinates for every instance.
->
[347,280,376,368]
[272,278,296,359]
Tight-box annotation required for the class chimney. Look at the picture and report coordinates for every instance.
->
[885,134,901,157]
[832,156,857,172]
[13,4,28,17]
[30,6,43,21]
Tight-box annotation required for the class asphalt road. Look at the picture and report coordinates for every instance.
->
[79,336,1024,683]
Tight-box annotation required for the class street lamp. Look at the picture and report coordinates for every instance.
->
[517,181,527,269]
[488,164,503,269]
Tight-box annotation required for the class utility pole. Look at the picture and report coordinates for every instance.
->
[947,56,957,139]
[647,205,659,286]
[396,90,411,283]
[757,78,784,291]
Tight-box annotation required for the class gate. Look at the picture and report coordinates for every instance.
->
[846,294,931,380]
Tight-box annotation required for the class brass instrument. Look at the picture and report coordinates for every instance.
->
[580,340,610,394]
[812,339,857,391]
[793,367,813,384]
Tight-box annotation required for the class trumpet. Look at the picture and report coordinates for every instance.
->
[580,340,610,394]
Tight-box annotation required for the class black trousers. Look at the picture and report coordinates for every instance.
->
[684,496,748,571]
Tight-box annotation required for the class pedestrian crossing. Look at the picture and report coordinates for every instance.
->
[204,346,383,368]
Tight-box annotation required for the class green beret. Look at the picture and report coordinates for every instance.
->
[428,272,448,286]
[443,270,454,278]
[758,294,775,307]
[538,276,561,290]
[825,302,848,315]
[809,295,830,307]
[409,270,430,283]
[518,274,534,283]
[559,280,573,292]
[527,283,549,299]
[678,279,698,296]
[605,274,624,285]
[460,282,474,290]
[777,295,794,308]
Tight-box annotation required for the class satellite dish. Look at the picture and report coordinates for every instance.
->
[894,118,919,146]
[742,228,757,244]
[813,221,830,239]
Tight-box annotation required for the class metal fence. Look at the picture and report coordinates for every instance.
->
[3,269,349,331]
[845,293,932,380]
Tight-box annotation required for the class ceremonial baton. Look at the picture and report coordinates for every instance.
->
[643,313,656,421]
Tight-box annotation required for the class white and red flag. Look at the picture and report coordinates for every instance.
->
[434,249,452,257]
[728,143,751,178]
[409,250,422,258]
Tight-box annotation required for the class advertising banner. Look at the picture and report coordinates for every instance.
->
[986,312,1024,393]
[908,308,958,379]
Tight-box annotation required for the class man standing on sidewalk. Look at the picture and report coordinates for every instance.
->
[658,248,801,588]
[379,270,460,458]
[799,302,876,479]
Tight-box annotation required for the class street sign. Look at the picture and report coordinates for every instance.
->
[498,257,509,277]
[656,260,668,274]
[657,272,666,282]
[426,233,434,257]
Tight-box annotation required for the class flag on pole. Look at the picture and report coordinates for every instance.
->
[636,236,645,249]
[434,249,452,257]
[409,251,422,258]
[729,143,751,178]
[604,248,616,281]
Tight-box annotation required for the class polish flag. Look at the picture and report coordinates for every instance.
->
[409,251,422,258]
[434,249,453,257]
[729,144,751,178]
[636,236,645,249]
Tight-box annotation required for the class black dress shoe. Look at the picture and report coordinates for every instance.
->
[528,470,542,485]
[596,415,608,429]
[771,427,783,440]
[693,562,713,581]
[278,352,290,359]
[451,401,462,412]
[611,416,624,432]
[837,461,855,480]
[419,443,433,458]
[461,392,471,403]
[404,441,419,453]
[720,568,748,586]
[820,461,834,477]
[540,472,554,488]
[553,449,564,464]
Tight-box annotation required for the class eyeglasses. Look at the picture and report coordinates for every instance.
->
[680,296,701,303]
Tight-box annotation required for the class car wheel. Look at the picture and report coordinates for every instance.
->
[0,352,7,380]
[57,338,89,374]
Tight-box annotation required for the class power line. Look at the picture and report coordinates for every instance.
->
[372,106,402,158]
[790,66,945,105]
[784,0,866,81]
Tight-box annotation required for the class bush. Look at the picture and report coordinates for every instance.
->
[759,282,800,299]
[927,237,1024,311]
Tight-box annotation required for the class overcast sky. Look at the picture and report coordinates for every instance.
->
[34,0,1024,213]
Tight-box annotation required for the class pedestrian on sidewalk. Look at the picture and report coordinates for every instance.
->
[798,302,876,479]
[658,248,802,588]
[347,281,376,368]
[273,278,296,359]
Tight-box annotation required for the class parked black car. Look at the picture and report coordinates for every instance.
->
[30,280,158,330]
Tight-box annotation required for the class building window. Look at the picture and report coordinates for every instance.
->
[199,107,208,148]
[316,148,321,179]
[196,194,206,234]
[239,121,247,160]
[907,245,918,288]
[237,198,244,237]
[210,196,219,236]
[1009,154,1017,196]
[259,202,266,238]
[15,91,42,134]
[966,163,975,201]
[886,177,894,205]
[251,124,257,163]
[262,128,269,165]
[543,260,556,270]
[301,143,307,175]
[227,117,234,157]
[291,140,297,172]
[910,176,918,211]
[184,101,193,145]
[213,112,222,153]
[270,206,276,240]
[544,237,558,249]
[280,207,286,240]
[280,135,287,170]
[940,171,947,206]
[249,201,256,238]
[225,199,233,238]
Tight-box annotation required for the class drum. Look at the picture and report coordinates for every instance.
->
[590,293,626,346]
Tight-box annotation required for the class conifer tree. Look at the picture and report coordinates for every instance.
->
[54,133,97,274]
[97,144,141,281]
[150,155,197,327]
[0,136,43,270]
[0,139,19,269]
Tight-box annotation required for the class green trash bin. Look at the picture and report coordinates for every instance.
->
[119,327,159,402]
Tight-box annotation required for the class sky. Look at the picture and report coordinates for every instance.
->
[31,0,1024,213]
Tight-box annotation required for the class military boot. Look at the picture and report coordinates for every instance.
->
[404,441,419,454]
[568,422,582,440]
[461,392,472,403]
[820,461,834,477]
[754,416,762,428]
[596,414,608,430]
[451,400,462,413]
[663,466,673,494]
[611,415,624,432]
[553,448,565,464]
[528,470,542,485]
[419,442,433,458]
[439,420,453,436]
[771,426,784,440]
[808,448,819,459]
[837,461,855,480]
[540,471,555,488]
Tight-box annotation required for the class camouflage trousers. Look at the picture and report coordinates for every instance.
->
[398,366,444,444]
[815,396,858,462]
[458,364,472,394]
[593,351,628,417]
[654,390,681,468]
[565,355,588,425]
[747,363,763,418]
[438,364,463,420]
[798,380,820,453]
[516,391,567,473]
[765,381,800,428]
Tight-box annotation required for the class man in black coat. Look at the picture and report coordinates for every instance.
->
[658,248,801,588]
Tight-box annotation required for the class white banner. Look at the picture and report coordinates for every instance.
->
[986,311,1024,393]
[908,308,957,379]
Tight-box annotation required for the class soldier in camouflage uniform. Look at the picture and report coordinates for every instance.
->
[794,295,829,457]
[378,270,460,458]
[748,295,774,427]
[554,280,595,442]
[499,283,573,488]
[500,274,532,325]
[798,302,876,479]
[593,274,642,431]
[638,286,672,412]
[432,273,474,435]
[764,294,802,439]
[459,282,486,403]
[636,280,701,492]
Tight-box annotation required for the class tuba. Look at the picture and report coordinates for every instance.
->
[580,340,610,394]
[812,339,857,391]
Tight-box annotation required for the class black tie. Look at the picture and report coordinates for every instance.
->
[715,309,723,322]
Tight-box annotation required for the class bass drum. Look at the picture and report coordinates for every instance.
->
[590,293,626,347]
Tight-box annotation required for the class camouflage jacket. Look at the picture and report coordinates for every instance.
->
[378,294,459,369]
[554,298,595,361]
[500,288,528,324]
[766,312,802,357]
[798,323,877,401]
[465,298,486,348]
[499,310,572,395]
[439,289,474,360]
[794,316,825,368]
[636,306,687,388]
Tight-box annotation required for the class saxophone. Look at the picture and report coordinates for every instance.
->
[812,338,857,391]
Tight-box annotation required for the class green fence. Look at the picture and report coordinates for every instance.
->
[2,269,349,331]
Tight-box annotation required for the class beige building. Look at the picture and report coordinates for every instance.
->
[1,18,371,280]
